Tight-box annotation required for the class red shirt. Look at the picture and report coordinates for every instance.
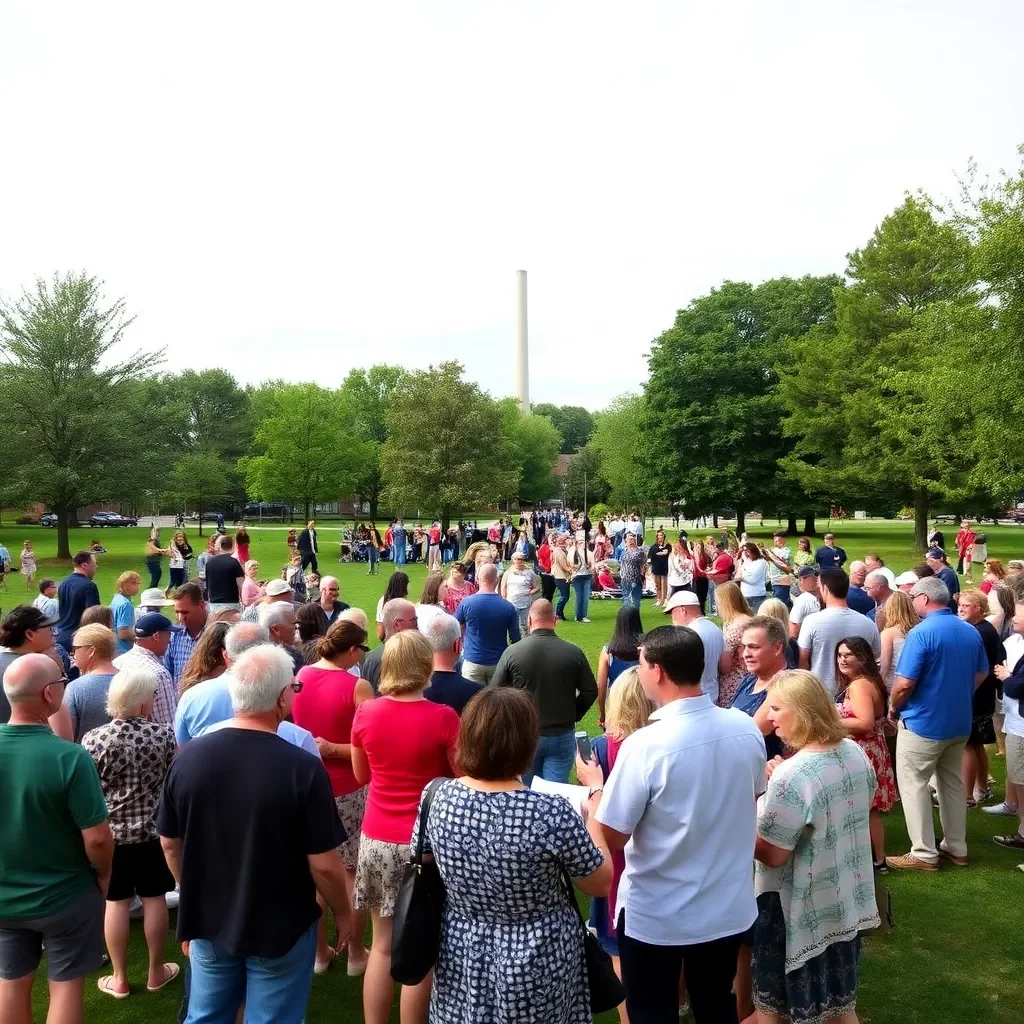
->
[537,543,553,573]
[955,529,976,557]
[712,552,734,580]
[429,526,441,544]
[291,666,361,796]
[351,697,460,844]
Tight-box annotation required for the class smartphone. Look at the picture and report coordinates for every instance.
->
[575,730,592,762]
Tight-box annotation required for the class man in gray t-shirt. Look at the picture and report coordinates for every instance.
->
[797,569,880,694]
[663,591,725,704]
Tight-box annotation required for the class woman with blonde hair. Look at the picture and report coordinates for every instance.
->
[758,597,799,668]
[64,623,119,741]
[241,559,263,608]
[879,590,920,689]
[577,667,654,1023]
[716,581,754,707]
[168,530,192,590]
[754,670,878,1024]
[178,621,231,694]
[350,630,460,1024]
[438,560,477,616]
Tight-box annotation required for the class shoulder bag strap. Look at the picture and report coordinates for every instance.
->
[560,865,587,928]
[412,778,446,865]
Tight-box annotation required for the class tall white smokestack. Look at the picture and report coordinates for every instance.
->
[515,269,530,413]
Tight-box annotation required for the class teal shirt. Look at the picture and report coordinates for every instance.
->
[0,725,109,918]
[109,593,136,656]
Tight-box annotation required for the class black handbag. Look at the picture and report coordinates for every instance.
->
[560,867,626,1014]
[391,778,446,985]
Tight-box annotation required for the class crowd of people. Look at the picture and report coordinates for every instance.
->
[0,511,1022,1024]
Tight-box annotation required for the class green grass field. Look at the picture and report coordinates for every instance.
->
[2,519,1022,1022]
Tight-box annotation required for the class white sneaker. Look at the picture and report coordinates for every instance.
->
[982,802,1018,816]
[581,617,591,623]
[165,890,180,909]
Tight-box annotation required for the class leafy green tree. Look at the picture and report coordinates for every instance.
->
[532,403,595,453]
[563,444,608,510]
[0,273,162,557]
[240,383,371,521]
[166,451,232,535]
[642,276,840,535]
[781,197,979,550]
[338,365,407,521]
[381,362,517,530]
[497,399,562,504]
[590,394,652,512]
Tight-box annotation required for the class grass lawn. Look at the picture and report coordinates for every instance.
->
[2,519,1022,1022]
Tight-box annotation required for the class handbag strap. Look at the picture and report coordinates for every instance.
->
[412,778,446,865]
[560,866,587,929]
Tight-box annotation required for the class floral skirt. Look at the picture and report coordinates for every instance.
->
[753,893,861,1024]
[334,786,368,871]
[353,836,410,917]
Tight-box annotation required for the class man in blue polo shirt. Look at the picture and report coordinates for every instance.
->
[454,564,520,685]
[813,532,847,572]
[55,552,100,651]
[887,575,988,873]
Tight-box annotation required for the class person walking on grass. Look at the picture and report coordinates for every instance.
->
[297,520,319,575]
[886,576,989,873]
[18,541,36,593]
[0,654,114,1024]
[83,667,179,1000]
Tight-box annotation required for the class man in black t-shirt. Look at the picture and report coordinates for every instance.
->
[158,644,350,1020]
[204,535,244,612]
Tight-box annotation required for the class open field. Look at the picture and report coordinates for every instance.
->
[1,520,1022,1022]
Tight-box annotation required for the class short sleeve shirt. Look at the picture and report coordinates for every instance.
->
[109,593,136,655]
[797,608,880,694]
[0,725,109,918]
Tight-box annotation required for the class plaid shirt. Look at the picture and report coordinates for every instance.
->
[82,717,176,843]
[165,626,203,688]
[113,645,177,725]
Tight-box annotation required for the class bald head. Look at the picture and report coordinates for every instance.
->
[528,599,556,631]
[478,564,499,591]
[3,653,65,717]
[383,599,417,639]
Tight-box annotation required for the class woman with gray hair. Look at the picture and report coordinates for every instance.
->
[82,667,178,999]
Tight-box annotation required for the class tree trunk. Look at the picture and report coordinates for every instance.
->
[440,505,451,534]
[786,514,799,535]
[57,508,72,560]
[735,510,746,536]
[803,513,817,536]
[303,499,311,522]
[713,512,719,528]
[914,487,929,553]
[369,495,379,523]
[198,501,204,538]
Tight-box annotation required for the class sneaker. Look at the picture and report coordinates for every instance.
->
[873,860,889,874]
[938,846,969,867]
[1017,864,1024,874]
[165,890,180,910]
[581,617,591,623]
[983,802,1019,816]
[993,832,1024,850]
[885,853,939,872]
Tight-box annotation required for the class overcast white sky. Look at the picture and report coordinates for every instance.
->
[2,1,1022,410]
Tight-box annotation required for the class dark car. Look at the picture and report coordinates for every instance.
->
[89,512,137,527]
[40,513,58,527]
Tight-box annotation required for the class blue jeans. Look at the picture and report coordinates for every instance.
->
[554,579,570,619]
[394,543,406,566]
[771,584,792,609]
[572,575,592,620]
[621,580,643,609]
[368,546,378,572]
[708,580,718,615]
[528,730,576,785]
[746,594,765,614]
[185,922,316,1024]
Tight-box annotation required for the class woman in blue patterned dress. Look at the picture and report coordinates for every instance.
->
[414,687,612,1023]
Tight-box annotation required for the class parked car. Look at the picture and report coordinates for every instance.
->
[39,513,58,527]
[88,512,138,528]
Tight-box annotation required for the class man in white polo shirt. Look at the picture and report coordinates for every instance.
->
[595,626,767,1023]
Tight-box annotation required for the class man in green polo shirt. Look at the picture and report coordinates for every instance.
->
[0,653,112,1023]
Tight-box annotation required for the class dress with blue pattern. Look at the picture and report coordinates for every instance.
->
[416,781,603,1023]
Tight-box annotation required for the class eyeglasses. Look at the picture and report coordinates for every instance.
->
[285,681,303,694]
[355,644,370,653]
[70,644,94,653]
[47,675,68,689]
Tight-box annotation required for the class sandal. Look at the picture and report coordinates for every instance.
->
[147,962,180,992]
[97,976,130,999]
[993,832,1024,850]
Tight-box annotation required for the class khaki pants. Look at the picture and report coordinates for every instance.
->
[895,722,969,862]
[462,660,497,685]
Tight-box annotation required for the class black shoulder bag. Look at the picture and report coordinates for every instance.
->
[560,867,626,1014]
[391,778,446,984]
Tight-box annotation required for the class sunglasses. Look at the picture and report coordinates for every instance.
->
[70,644,94,653]
[355,644,370,653]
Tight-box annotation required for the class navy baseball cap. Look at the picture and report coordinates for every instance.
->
[134,612,174,638]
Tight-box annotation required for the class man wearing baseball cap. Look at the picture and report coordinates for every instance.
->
[926,548,960,611]
[894,571,919,593]
[241,578,293,624]
[112,614,176,725]
[663,590,723,704]
[788,567,821,640]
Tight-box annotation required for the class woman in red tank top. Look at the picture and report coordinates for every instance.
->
[292,619,375,975]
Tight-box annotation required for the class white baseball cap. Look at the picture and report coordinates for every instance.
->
[894,571,919,586]
[663,590,700,613]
